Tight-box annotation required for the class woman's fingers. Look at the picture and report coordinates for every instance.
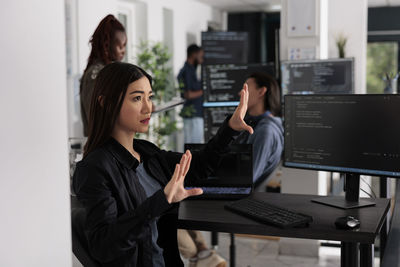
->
[172,164,180,183]
[182,151,192,177]
[185,187,203,197]
[177,151,190,182]
[179,153,187,176]
[238,83,247,109]
[243,84,249,107]
[179,153,186,166]
[245,124,254,134]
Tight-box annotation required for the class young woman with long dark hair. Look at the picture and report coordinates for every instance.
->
[73,62,253,267]
[80,14,127,136]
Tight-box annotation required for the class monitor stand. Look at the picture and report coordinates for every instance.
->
[311,173,376,209]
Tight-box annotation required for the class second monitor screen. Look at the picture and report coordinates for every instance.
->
[203,63,275,102]
[281,59,354,96]
[284,94,400,177]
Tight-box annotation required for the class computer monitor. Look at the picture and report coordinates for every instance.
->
[281,58,354,96]
[284,94,400,208]
[203,105,237,142]
[201,31,248,65]
[203,63,275,102]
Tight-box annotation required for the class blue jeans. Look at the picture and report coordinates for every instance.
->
[183,117,204,144]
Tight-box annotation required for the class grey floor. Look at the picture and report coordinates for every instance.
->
[72,232,380,267]
[186,232,381,267]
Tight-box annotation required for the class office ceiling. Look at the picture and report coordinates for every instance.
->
[196,0,400,12]
[368,0,400,6]
[195,0,282,12]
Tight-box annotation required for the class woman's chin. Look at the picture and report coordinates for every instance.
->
[136,126,149,133]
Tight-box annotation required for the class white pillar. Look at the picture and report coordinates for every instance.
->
[0,0,72,266]
[280,0,329,197]
[280,0,328,62]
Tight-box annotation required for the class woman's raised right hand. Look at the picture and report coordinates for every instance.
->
[164,150,203,204]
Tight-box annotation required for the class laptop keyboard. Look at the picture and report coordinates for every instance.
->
[185,187,251,194]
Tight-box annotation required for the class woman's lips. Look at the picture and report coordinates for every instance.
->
[140,118,150,125]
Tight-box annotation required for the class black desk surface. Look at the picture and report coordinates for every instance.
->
[178,192,390,244]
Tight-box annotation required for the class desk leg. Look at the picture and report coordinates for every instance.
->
[341,242,358,267]
[360,243,374,267]
[379,177,390,262]
[230,233,235,267]
[211,231,219,249]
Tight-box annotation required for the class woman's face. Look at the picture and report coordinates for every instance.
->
[115,76,153,134]
[113,30,127,61]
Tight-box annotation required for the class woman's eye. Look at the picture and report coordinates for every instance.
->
[149,95,154,101]
[133,96,141,101]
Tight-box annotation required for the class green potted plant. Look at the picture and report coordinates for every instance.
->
[136,41,179,149]
[335,33,348,58]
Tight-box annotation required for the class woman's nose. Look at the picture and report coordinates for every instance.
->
[143,98,152,113]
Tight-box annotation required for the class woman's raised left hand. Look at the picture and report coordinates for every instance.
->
[228,83,254,134]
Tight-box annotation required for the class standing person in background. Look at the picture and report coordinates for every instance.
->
[178,44,204,144]
[80,14,127,136]
[234,72,284,188]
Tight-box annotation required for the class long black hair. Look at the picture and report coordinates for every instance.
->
[84,62,152,157]
[247,72,281,117]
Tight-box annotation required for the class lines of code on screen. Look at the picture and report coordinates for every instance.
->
[284,95,400,177]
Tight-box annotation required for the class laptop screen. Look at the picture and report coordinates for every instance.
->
[184,144,253,188]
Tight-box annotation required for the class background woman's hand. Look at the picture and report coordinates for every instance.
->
[228,83,254,134]
[164,150,203,204]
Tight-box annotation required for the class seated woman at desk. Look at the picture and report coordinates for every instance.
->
[72,62,253,267]
[234,72,284,188]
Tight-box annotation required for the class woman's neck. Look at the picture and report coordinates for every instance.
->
[248,102,266,117]
[111,128,139,161]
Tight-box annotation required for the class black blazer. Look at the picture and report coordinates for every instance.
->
[73,118,239,267]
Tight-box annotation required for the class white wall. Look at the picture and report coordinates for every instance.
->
[0,0,71,266]
[328,0,368,93]
[280,0,328,61]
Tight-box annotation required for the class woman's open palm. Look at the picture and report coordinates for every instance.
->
[164,150,203,203]
[228,83,254,134]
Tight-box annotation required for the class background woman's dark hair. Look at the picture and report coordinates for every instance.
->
[85,14,125,72]
[84,62,152,157]
[248,72,281,117]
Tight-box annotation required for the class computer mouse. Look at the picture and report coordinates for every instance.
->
[335,216,360,230]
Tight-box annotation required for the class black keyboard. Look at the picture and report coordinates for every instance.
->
[224,197,313,228]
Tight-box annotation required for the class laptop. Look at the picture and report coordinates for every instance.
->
[184,143,253,199]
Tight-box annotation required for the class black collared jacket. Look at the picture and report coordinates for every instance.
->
[72,118,239,267]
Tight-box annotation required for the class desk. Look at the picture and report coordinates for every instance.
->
[381,179,400,267]
[178,192,390,267]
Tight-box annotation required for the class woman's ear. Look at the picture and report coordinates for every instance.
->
[259,86,267,97]
[98,95,104,107]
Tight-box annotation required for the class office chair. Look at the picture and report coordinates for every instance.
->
[71,206,100,267]
[254,160,282,192]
